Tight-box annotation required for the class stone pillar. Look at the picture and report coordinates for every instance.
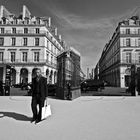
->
[28,72,32,83]
[54,72,57,84]
[2,66,6,83]
[16,71,20,84]
[55,73,57,84]
[52,73,54,84]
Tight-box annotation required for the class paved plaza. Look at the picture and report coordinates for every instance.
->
[0,89,140,140]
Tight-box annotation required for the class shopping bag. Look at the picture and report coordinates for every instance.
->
[41,104,52,120]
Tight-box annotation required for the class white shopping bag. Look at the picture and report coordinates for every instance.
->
[41,101,52,120]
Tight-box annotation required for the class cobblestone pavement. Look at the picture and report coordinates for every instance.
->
[0,93,140,140]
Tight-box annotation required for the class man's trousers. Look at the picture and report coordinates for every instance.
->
[31,94,45,120]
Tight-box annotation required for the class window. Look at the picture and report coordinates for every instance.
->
[46,52,49,62]
[35,38,39,46]
[54,47,56,54]
[22,52,27,62]
[34,52,39,62]
[51,36,53,41]
[126,29,130,34]
[47,40,49,48]
[137,52,140,63]
[0,52,3,61]
[138,29,140,34]
[126,38,131,46]
[1,28,4,34]
[51,55,53,64]
[24,28,28,34]
[51,44,53,52]
[12,28,16,34]
[0,38,4,46]
[11,52,16,62]
[138,38,140,46]
[47,31,49,36]
[12,38,16,46]
[125,52,131,63]
[23,38,27,46]
[36,28,40,34]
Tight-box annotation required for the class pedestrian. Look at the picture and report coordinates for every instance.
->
[31,68,48,124]
[66,82,71,100]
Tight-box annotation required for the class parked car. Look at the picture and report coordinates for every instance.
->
[12,83,22,88]
[27,83,57,96]
[21,82,32,90]
[81,79,105,92]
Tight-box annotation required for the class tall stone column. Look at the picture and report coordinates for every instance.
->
[28,72,32,83]
[55,73,57,84]
[16,71,20,84]
[51,73,54,84]
[2,66,6,82]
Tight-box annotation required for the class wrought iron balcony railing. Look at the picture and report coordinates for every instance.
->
[0,59,57,67]
[0,30,63,50]
[121,59,140,64]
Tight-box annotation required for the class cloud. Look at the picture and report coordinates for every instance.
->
[52,9,115,30]
[47,5,132,74]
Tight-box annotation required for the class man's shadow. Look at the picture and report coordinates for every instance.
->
[0,111,31,122]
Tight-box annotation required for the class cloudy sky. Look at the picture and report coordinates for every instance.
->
[0,0,140,74]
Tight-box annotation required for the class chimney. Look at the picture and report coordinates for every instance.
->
[55,28,57,36]
[59,35,62,42]
[48,17,51,27]
[22,5,31,20]
[0,5,12,20]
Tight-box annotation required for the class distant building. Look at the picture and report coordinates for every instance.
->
[86,68,89,79]
[0,5,66,85]
[56,47,81,99]
[94,63,99,80]
[96,15,140,87]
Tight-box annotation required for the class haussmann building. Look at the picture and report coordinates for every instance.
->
[95,15,140,88]
[0,5,66,85]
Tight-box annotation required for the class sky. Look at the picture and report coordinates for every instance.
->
[0,0,140,74]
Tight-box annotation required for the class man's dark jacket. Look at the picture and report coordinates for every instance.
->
[32,76,48,100]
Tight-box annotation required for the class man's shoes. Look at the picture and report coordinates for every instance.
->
[30,117,36,123]
[35,119,41,124]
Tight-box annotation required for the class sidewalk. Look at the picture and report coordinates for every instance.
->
[82,87,131,96]
[0,96,140,140]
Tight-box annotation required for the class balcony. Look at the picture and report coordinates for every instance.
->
[120,33,140,37]
[0,30,63,50]
[0,30,37,35]
[0,59,57,68]
[121,59,140,65]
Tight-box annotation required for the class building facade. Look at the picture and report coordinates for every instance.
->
[0,5,65,85]
[56,47,81,99]
[96,15,140,88]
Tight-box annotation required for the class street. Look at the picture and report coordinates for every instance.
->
[0,87,140,140]
[81,87,131,96]
[9,86,130,96]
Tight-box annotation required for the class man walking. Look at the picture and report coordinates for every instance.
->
[31,68,48,123]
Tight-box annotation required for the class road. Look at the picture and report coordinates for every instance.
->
[82,87,132,96]
[0,87,140,140]
[10,86,131,96]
